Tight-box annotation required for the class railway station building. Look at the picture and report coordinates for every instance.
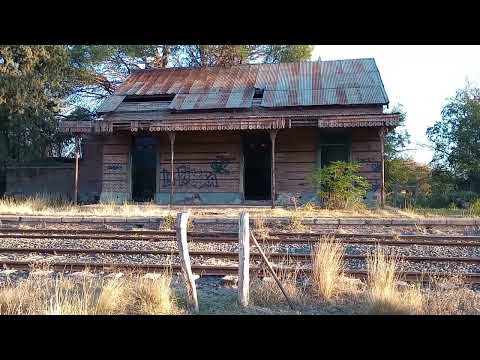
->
[59,58,400,207]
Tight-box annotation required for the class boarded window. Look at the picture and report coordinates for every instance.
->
[321,145,349,167]
[318,131,351,168]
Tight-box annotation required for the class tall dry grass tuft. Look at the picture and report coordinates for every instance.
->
[366,249,423,315]
[311,237,344,301]
[125,272,175,315]
[286,212,305,232]
[160,213,176,231]
[0,271,179,315]
[253,216,270,240]
[250,261,306,309]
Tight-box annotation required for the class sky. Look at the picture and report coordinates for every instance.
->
[312,45,480,164]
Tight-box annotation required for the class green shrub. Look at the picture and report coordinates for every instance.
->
[419,190,478,209]
[468,199,480,216]
[311,161,371,209]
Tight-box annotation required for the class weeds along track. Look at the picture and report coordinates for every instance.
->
[1,228,480,283]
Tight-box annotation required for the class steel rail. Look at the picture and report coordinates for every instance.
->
[2,228,480,241]
[1,247,480,264]
[2,260,480,283]
[3,228,480,242]
[1,233,479,247]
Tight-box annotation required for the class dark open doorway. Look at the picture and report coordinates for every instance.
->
[243,132,271,201]
[132,136,157,202]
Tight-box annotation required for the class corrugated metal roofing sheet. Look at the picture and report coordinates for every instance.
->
[108,58,389,111]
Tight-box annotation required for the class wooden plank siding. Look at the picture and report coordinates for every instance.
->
[83,126,383,205]
[101,133,132,194]
[351,128,382,193]
[275,128,317,195]
[157,131,242,194]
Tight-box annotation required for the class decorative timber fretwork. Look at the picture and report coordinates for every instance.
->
[59,121,95,134]
[59,113,400,134]
[317,114,399,128]
[148,118,286,132]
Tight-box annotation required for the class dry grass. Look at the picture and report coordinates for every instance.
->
[0,195,447,219]
[253,216,270,240]
[366,249,423,315]
[250,262,307,308]
[311,238,345,301]
[286,211,306,232]
[422,276,480,315]
[0,270,180,315]
[160,213,176,231]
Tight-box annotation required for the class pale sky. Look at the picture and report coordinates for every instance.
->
[312,45,480,164]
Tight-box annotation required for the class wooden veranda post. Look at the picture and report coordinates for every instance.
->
[238,212,250,307]
[74,135,80,205]
[176,211,199,313]
[168,132,176,208]
[269,130,278,209]
[379,127,385,208]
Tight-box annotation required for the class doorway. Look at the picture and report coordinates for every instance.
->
[132,135,157,202]
[243,132,271,201]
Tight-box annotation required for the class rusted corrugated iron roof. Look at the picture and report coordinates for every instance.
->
[106,58,389,112]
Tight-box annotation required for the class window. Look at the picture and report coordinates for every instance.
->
[253,88,264,98]
[321,145,349,167]
[123,94,175,102]
[318,132,351,168]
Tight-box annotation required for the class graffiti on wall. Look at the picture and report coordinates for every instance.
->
[371,162,381,172]
[371,183,381,192]
[160,156,231,189]
[105,164,125,172]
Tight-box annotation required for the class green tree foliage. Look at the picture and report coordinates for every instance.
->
[260,45,314,64]
[0,46,82,166]
[0,46,74,114]
[384,104,410,160]
[173,45,313,67]
[385,159,432,207]
[427,82,480,186]
[311,161,371,209]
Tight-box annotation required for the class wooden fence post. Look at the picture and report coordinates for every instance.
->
[74,136,80,205]
[176,211,198,313]
[238,211,250,307]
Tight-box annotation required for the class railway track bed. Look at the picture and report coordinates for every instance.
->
[1,227,480,284]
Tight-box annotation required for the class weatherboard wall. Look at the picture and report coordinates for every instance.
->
[89,127,384,206]
[155,131,243,205]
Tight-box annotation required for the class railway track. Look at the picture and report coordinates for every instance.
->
[1,246,480,264]
[2,228,480,246]
[2,260,480,284]
[1,227,480,283]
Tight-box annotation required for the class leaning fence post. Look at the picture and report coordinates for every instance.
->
[238,212,250,307]
[176,211,199,313]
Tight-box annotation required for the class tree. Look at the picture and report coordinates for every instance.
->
[260,45,314,64]
[384,104,411,160]
[427,82,480,187]
[384,159,432,207]
[0,46,80,167]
